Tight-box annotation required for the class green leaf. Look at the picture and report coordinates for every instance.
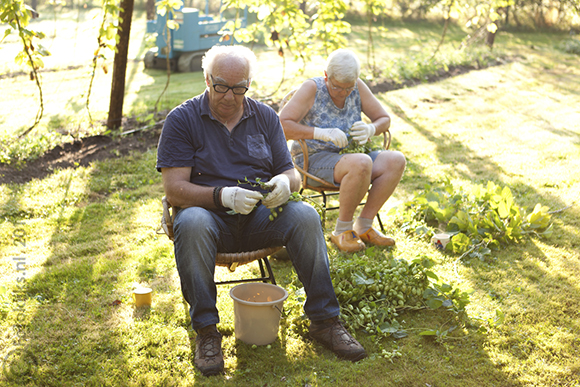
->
[0,285,8,297]
[2,28,12,42]
[105,24,116,40]
[414,225,430,236]
[493,309,505,326]
[425,297,443,309]
[36,43,51,57]
[392,330,408,339]
[540,224,553,237]
[378,325,398,334]
[421,257,435,269]
[167,20,179,30]
[352,272,374,286]
[449,232,470,254]
[419,330,437,336]
[498,199,509,218]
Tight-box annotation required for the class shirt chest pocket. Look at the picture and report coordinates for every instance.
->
[247,134,270,160]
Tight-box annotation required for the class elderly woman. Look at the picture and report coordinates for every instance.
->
[279,48,406,253]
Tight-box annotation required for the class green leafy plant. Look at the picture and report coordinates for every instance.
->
[560,38,580,55]
[329,249,470,342]
[398,179,552,256]
[153,0,183,113]
[1,0,50,136]
[221,0,351,77]
[86,0,121,124]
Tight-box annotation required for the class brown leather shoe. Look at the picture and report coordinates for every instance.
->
[330,230,365,252]
[194,325,224,376]
[309,316,367,361]
[359,228,395,247]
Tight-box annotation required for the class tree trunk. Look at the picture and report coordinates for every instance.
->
[486,30,496,48]
[107,0,135,129]
[146,0,155,20]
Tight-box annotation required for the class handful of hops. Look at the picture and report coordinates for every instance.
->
[339,136,374,155]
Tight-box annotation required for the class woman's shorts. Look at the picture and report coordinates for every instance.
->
[293,150,380,187]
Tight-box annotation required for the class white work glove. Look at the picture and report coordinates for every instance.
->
[262,174,291,209]
[313,127,348,148]
[350,121,376,145]
[221,187,263,215]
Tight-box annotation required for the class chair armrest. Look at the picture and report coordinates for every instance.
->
[382,130,391,150]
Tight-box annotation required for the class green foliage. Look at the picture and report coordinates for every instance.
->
[366,45,504,84]
[398,179,553,256]
[223,0,310,59]
[152,0,183,112]
[1,0,50,132]
[0,0,50,69]
[329,248,470,341]
[339,129,384,155]
[222,0,351,71]
[560,37,580,55]
[86,0,122,123]
[312,0,351,55]
[339,138,374,155]
[0,130,60,165]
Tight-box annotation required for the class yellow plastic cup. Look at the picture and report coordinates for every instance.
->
[133,287,152,307]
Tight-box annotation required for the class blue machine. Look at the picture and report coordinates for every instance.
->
[144,4,247,72]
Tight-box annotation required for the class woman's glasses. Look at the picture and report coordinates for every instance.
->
[328,78,356,93]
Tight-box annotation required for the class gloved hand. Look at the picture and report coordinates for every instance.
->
[221,187,263,215]
[313,127,348,148]
[350,121,376,145]
[262,174,291,209]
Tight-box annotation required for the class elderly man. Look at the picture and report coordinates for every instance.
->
[279,49,406,253]
[156,45,366,377]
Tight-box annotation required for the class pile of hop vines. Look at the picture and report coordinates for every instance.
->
[330,250,433,337]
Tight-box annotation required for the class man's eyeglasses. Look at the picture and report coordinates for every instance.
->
[328,78,356,93]
[210,75,249,95]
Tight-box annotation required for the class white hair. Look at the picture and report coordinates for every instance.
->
[325,49,361,83]
[202,45,257,80]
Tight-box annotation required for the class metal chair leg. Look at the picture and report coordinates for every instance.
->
[376,213,385,233]
[262,257,277,285]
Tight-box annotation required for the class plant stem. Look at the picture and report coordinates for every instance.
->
[15,12,43,138]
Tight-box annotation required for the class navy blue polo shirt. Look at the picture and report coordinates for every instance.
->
[156,90,294,192]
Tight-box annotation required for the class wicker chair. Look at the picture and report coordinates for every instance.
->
[279,89,391,232]
[157,196,281,285]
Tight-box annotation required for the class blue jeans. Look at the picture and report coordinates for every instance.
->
[172,201,340,330]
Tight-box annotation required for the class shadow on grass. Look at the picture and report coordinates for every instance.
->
[383,95,580,384]
[0,150,183,386]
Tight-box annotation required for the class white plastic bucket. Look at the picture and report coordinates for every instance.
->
[432,233,452,250]
[229,283,288,346]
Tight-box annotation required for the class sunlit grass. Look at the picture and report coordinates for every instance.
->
[1,12,580,387]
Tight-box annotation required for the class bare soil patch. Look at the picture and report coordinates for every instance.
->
[0,126,163,185]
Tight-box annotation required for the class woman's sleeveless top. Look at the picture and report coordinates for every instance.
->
[291,76,362,156]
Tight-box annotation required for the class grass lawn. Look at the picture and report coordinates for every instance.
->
[1,7,580,387]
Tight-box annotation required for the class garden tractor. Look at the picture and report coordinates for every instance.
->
[144,3,247,72]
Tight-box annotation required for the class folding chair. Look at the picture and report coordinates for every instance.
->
[157,196,281,285]
[279,89,391,232]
